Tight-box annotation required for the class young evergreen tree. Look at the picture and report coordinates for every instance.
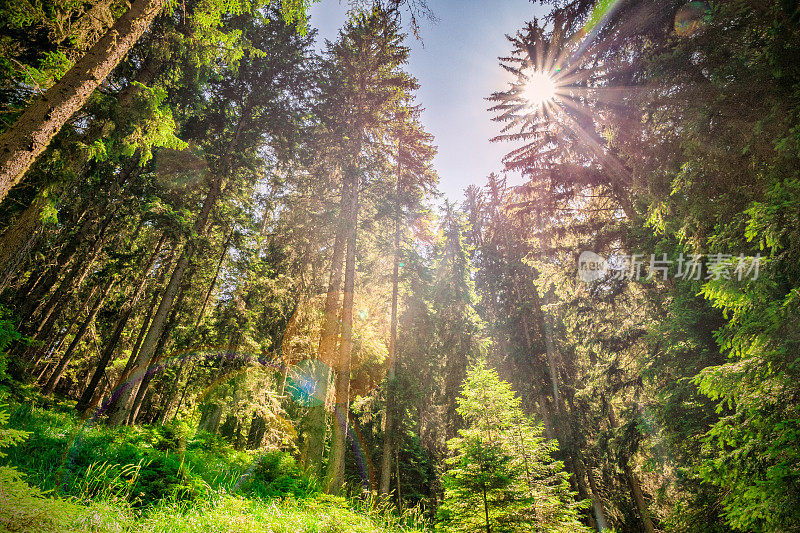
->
[437,362,590,533]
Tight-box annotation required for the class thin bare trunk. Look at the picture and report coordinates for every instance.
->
[43,277,114,394]
[304,174,349,476]
[608,400,655,533]
[107,179,219,426]
[380,164,402,496]
[192,231,231,331]
[30,210,112,340]
[0,194,48,292]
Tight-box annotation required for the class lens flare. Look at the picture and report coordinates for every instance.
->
[675,2,709,37]
[285,359,330,407]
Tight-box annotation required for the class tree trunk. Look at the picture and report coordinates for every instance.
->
[325,169,359,493]
[192,230,231,331]
[0,0,167,201]
[584,457,609,531]
[482,478,491,533]
[304,174,349,476]
[126,269,189,426]
[443,329,466,441]
[607,400,655,533]
[380,174,402,496]
[76,234,165,413]
[22,215,112,374]
[199,402,223,434]
[106,178,219,426]
[560,396,608,531]
[247,415,267,449]
[395,448,402,506]
[43,276,114,395]
[16,207,95,325]
[171,363,195,423]
[0,193,49,292]
[30,210,112,339]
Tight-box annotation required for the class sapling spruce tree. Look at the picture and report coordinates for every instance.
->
[437,362,590,533]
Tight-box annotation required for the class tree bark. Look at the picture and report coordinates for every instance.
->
[106,178,219,426]
[0,193,48,292]
[482,477,491,533]
[21,218,111,373]
[16,206,94,325]
[125,262,191,426]
[247,415,267,449]
[584,456,609,531]
[607,400,655,533]
[325,168,359,493]
[29,210,112,341]
[0,0,167,201]
[192,230,231,331]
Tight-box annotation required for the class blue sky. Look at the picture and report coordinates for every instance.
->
[309,0,550,201]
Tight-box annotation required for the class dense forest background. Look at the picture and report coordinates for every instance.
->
[0,0,798,532]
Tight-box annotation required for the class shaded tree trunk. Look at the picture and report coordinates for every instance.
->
[607,400,655,533]
[127,274,189,425]
[76,234,166,413]
[16,207,95,325]
[30,210,112,336]
[43,276,114,395]
[304,173,349,476]
[106,178,220,426]
[247,415,267,449]
[0,193,49,292]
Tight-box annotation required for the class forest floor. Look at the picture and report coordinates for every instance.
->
[0,388,427,533]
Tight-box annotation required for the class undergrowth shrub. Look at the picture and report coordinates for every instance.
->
[131,454,208,506]
[239,450,318,499]
[3,399,318,506]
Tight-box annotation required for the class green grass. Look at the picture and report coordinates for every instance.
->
[2,399,316,505]
[0,396,428,533]
[1,486,428,533]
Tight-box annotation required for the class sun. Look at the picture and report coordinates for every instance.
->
[524,71,557,108]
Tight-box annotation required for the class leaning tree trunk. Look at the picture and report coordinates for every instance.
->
[105,100,249,426]
[17,199,98,325]
[0,0,167,202]
[127,324,170,425]
[561,395,608,531]
[325,169,359,494]
[106,248,191,426]
[0,193,49,292]
[76,235,165,413]
[127,276,190,426]
[155,244,225,425]
[21,217,111,374]
[18,210,97,327]
[43,276,114,395]
[607,399,655,533]
[106,178,219,426]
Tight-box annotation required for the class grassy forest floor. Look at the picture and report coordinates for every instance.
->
[0,386,427,533]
